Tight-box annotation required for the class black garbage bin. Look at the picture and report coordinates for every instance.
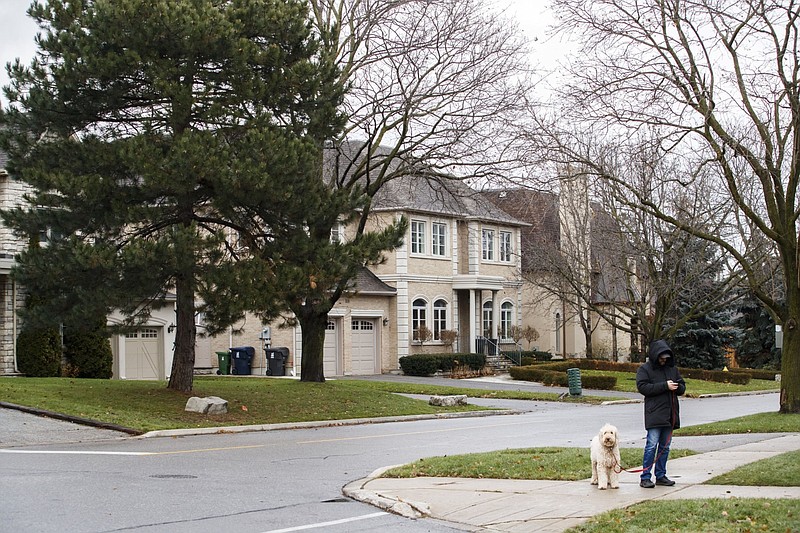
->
[230,346,255,375]
[265,347,289,376]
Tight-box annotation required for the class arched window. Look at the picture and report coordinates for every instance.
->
[433,299,447,340]
[412,298,427,340]
[500,302,513,340]
[482,301,493,337]
[555,312,562,354]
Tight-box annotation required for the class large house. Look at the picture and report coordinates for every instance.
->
[0,147,633,379]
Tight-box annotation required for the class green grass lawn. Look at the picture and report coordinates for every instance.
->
[0,375,613,432]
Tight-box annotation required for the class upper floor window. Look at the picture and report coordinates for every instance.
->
[499,231,512,262]
[433,299,448,340]
[412,298,427,339]
[482,229,494,260]
[500,302,513,340]
[411,220,426,254]
[432,222,446,256]
[330,222,344,244]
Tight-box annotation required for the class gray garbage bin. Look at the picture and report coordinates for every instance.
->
[265,347,289,376]
[230,346,255,375]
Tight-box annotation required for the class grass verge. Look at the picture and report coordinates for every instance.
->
[706,449,800,486]
[382,447,695,480]
[565,499,798,533]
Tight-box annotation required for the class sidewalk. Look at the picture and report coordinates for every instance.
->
[343,433,800,533]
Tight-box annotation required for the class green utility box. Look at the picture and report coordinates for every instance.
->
[567,367,582,396]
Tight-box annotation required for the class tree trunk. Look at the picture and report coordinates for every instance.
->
[298,307,327,382]
[780,309,800,414]
[167,268,197,392]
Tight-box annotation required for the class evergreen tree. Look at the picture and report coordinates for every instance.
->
[666,302,732,370]
[1,0,343,392]
[731,291,782,370]
[63,320,113,379]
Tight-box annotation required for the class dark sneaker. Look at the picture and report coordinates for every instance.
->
[640,479,655,488]
[656,477,676,486]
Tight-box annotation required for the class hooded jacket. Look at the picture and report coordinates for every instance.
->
[636,340,686,429]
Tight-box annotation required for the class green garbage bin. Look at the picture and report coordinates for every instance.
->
[567,367,582,396]
[216,351,231,375]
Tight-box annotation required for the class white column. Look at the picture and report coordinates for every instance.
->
[469,289,476,352]
[491,290,500,340]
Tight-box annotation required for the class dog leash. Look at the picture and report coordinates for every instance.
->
[616,391,678,474]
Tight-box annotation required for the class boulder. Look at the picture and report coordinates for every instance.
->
[428,394,468,407]
[185,396,228,415]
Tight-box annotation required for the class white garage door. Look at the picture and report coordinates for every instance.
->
[323,320,339,376]
[351,319,377,375]
[124,328,161,380]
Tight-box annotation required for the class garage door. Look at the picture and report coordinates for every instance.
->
[323,320,339,376]
[124,327,161,380]
[351,319,377,375]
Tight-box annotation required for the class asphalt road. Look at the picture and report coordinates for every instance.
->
[0,381,782,533]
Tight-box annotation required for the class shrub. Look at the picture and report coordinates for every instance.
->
[727,368,779,381]
[64,326,113,379]
[16,327,62,377]
[399,353,486,376]
[509,365,618,390]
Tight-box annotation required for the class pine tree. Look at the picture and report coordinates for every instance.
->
[1,0,343,392]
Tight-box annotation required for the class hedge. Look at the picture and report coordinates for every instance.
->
[511,359,751,385]
[399,353,486,377]
[509,365,617,390]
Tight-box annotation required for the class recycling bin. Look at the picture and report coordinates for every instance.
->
[216,351,231,375]
[265,347,290,376]
[230,346,255,375]
[567,367,582,396]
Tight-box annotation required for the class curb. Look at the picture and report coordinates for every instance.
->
[139,409,524,438]
[342,465,431,519]
[0,401,142,435]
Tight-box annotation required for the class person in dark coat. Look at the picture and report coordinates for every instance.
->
[636,339,686,488]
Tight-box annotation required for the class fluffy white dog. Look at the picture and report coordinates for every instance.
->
[590,423,621,489]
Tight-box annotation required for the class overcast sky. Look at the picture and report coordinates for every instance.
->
[0,0,563,106]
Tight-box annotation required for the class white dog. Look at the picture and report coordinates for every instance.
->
[590,423,621,489]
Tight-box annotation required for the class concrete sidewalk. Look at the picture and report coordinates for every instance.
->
[343,433,800,532]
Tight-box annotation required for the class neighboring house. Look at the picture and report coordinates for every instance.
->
[0,150,27,375]
[482,186,635,361]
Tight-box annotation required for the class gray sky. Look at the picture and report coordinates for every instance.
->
[0,0,562,106]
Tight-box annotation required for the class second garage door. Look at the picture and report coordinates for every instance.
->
[351,319,377,375]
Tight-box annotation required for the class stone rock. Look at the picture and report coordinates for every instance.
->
[428,394,468,407]
[185,396,228,415]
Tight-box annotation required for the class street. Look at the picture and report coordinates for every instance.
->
[0,392,781,533]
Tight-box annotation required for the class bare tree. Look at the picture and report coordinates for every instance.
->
[311,0,532,187]
[527,0,800,412]
[264,0,532,382]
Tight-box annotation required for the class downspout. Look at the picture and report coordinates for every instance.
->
[12,279,19,373]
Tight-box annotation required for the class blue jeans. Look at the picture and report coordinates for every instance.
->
[641,426,672,480]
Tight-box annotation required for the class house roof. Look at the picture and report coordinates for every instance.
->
[348,267,397,296]
[325,141,527,227]
[372,175,528,226]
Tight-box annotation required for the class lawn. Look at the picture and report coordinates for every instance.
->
[0,375,610,432]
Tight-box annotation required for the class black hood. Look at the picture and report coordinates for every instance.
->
[648,339,675,366]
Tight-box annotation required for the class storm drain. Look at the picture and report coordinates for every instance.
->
[150,474,198,479]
